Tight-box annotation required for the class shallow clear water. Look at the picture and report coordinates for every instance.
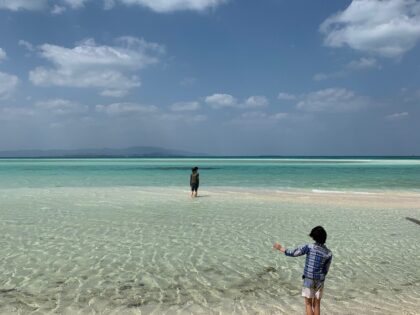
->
[0,159,419,314]
[0,158,420,191]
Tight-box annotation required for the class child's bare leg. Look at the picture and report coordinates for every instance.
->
[304,298,314,315]
[313,298,321,315]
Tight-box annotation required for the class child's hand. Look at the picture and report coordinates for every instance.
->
[273,243,282,251]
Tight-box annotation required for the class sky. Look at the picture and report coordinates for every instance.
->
[0,0,419,155]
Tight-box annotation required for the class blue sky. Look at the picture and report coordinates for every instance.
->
[0,0,419,155]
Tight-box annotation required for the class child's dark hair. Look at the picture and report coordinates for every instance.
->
[192,167,198,173]
[309,226,327,244]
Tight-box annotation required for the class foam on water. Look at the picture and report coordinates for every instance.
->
[0,187,419,314]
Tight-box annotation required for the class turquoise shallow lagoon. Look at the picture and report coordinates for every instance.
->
[0,158,420,191]
[0,158,419,314]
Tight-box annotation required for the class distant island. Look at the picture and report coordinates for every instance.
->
[0,146,205,158]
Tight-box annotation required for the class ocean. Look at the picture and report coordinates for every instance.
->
[0,158,419,314]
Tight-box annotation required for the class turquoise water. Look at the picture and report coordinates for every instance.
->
[0,158,420,191]
[0,158,419,314]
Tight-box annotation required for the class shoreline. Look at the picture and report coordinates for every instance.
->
[1,186,420,209]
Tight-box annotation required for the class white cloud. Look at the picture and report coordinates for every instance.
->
[296,88,371,112]
[242,96,268,108]
[386,112,408,120]
[0,48,6,62]
[278,92,297,101]
[205,93,269,109]
[35,99,88,115]
[100,89,129,98]
[320,0,420,58]
[205,93,237,108]
[0,0,47,11]
[0,71,19,99]
[30,67,140,96]
[104,0,227,12]
[95,102,158,116]
[346,57,380,70]
[19,40,35,52]
[170,101,200,111]
[29,37,164,96]
[51,5,66,14]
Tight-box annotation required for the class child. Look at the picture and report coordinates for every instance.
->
[190,167,199,197]
[273,226,332,315]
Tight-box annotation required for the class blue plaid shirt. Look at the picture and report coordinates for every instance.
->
[285,243,332,281]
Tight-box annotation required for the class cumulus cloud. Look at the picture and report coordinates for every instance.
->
[205,93,268,109]
[104,0,227,12]
[35,99,88,115]
[170,101,201,111]
[19,40,35,52]
[51,5,66,14]
[100,89,129,98]
[386,112,409,120]
[296,88,371,112]
[242,96,268,108]
[205,93,237,108]
[0,72,19,99]
[320,0,420,58]
[29,37,164,96]
[95,102,158,116]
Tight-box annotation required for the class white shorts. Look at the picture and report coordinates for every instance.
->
[301,278,324,299]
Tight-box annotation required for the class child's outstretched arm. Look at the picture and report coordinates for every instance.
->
[273,242,286,253]
[273,243,309,257]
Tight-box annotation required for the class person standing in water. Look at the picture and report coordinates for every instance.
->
[190,167,199,197]
[273,226,332,315]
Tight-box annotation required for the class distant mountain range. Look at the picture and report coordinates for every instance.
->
[0,146,205,158]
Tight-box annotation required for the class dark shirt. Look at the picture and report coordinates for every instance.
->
[190,173,199,185]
